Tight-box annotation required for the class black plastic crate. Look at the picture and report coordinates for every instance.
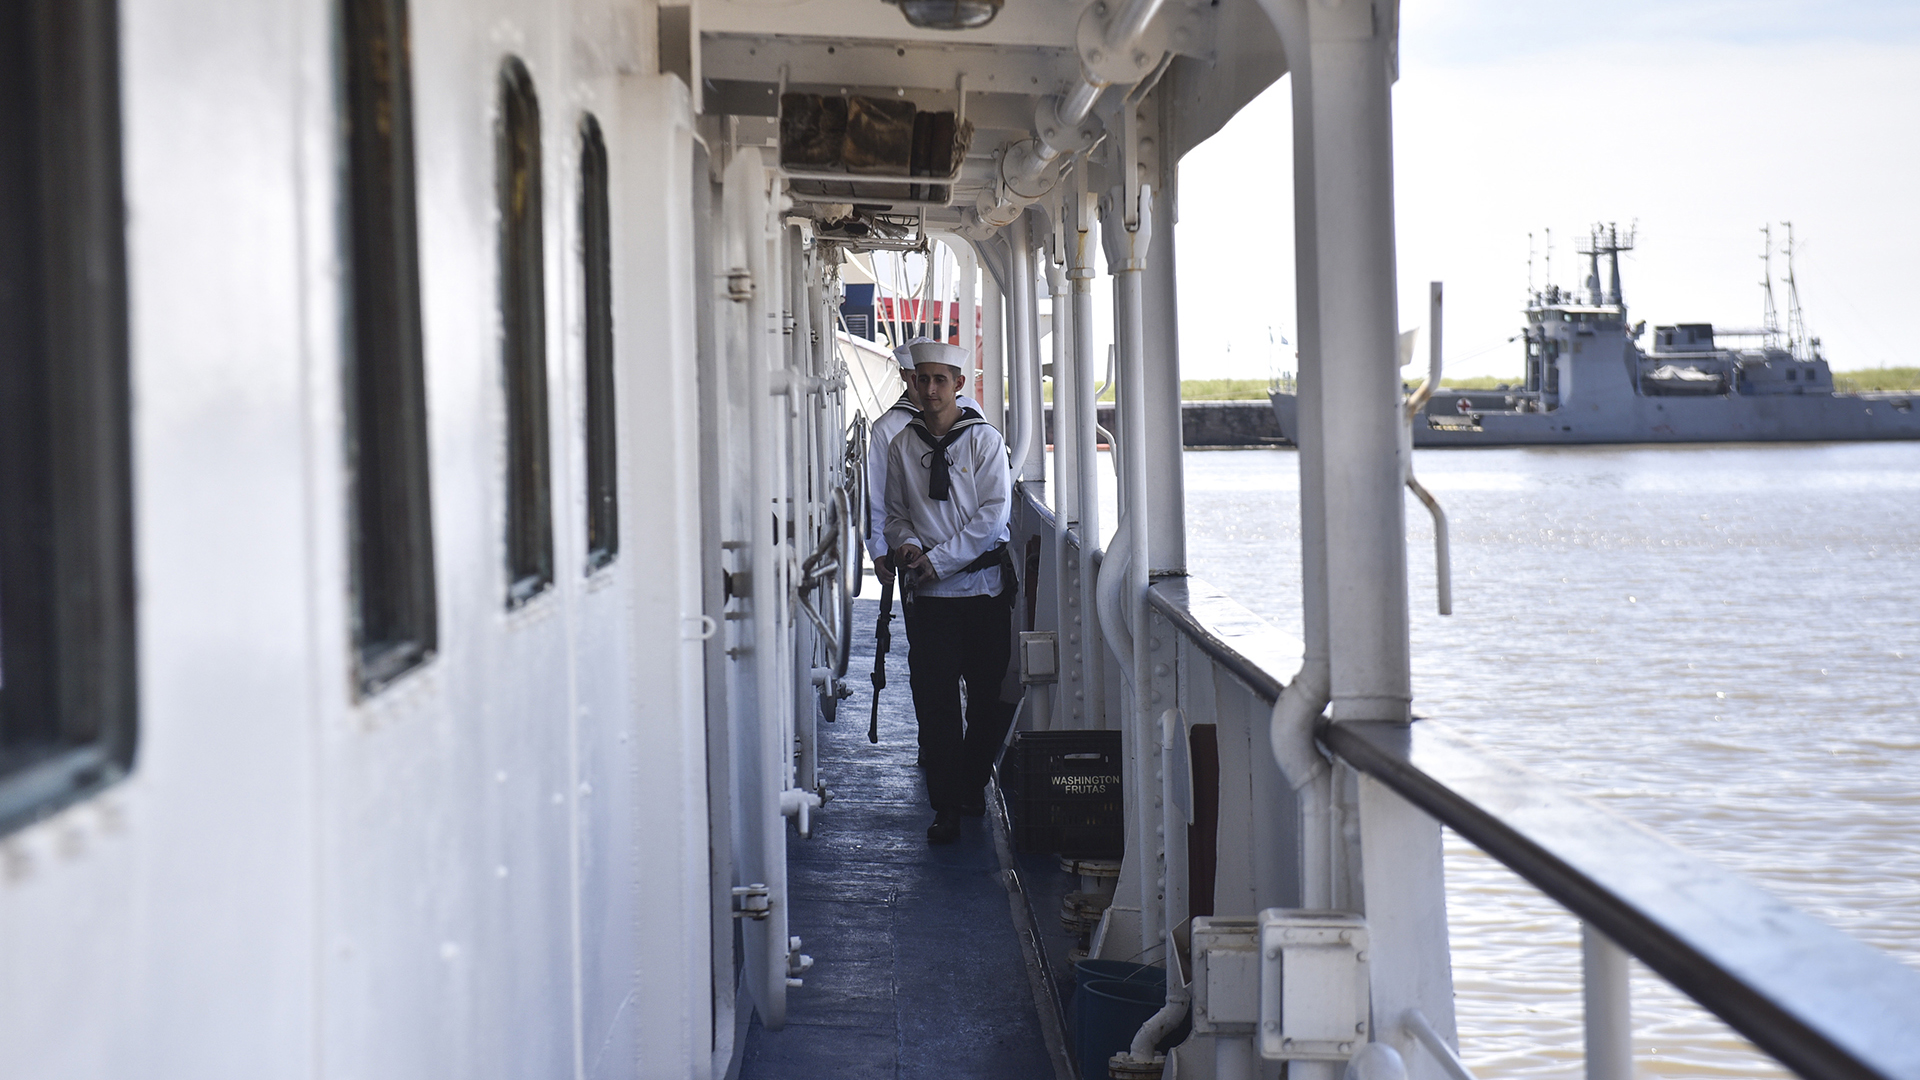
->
[999,730,1124,857]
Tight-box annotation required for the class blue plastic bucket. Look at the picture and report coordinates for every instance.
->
[1073,958,1165,994]
[1070,960,1165,1057]
[1077,978,1182,1080]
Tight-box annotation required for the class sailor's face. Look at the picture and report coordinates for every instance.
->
[913,364,964,411]
[900,367,923,408]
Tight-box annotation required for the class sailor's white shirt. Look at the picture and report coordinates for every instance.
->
[865,393,982,562]
[882,415,1010,598]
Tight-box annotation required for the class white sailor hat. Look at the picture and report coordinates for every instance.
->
[892,335,938,369]
[907,340,970,373]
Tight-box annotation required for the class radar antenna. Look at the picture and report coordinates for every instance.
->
[1574,222,1636,307]
[1759,224,1781,349]
[1782,221,1810,361]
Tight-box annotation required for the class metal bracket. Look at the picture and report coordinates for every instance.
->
[1257,909,1371,1061]
[786,935,814,987]
[731,883,772,920]
[1191,916,1261,1035]
[1019,630,1059,685]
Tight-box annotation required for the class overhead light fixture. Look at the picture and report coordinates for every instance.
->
[891,0,1002,31]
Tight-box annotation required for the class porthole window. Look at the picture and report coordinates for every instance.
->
[498,58,554,605]
[0,0,137,832]
[342,0,438,692]
[580,113,618,570]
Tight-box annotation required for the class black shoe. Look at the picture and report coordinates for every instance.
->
[926,810,960,845]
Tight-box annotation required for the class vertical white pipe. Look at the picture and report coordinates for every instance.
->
[1139,182,1186,575]
[1583,924,1632,1080]
[981,264,1006,431]
[1215,1035,1258,1080]
[1070,196,1104,728]
[1299,4,1458,1076]
[1049,259,1077,521]
[1023,246,1049,483]
[1114,190,1156,957]
[1049,256,1077,729]
[958,245,978,373]
[1310,0,1409,725]
[1006,213,1038,483]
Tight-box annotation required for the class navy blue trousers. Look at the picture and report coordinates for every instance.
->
[903,591,1015,812]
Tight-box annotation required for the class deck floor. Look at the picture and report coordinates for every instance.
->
[737,591,1061,1080]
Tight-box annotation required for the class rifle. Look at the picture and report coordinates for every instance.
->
[868,575,894,744]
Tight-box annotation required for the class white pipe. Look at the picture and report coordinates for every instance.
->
[1124,707,1191,1062]
[975,0,1172,227]
[1267,660,1332,902]
[1404,281,1451,616]
[1139,183,1186,575]
[1095,509,1133,676]
[1305,0,1410,725]
[981,266,1006,430]
[1048,253,1077,730]
[1022,245,1049,482]
[1114,186,1175,1057]
[1215,1035,1258,1080]
[1006,212,1038,482]
[1070,188,1105,727]
[1582,925,1632,1080]
[1402,1009,1477,1080]
[1106,0,1172,54]
[958,244,978,373]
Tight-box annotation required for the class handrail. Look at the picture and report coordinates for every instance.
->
[1321,719,1920,1080]
[1025,487,1920,1080]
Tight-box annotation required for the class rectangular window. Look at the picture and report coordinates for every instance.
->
[498,58,553,604]
[580,113,618,570]
[0,0,137,833]
[342,0,438,691]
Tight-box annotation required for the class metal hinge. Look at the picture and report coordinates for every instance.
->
[731,884,771,920]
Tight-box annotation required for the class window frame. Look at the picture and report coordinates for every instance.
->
[341,0,439,693]
[0,0,138,834]
[579,112,618,571]
[497,57,555,606]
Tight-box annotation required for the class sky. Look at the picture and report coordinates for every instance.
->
[1173,0,1920,381]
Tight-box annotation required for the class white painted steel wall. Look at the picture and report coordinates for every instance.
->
[0,2,713,1077]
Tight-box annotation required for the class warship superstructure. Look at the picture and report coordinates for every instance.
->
[1272,224,1920,446]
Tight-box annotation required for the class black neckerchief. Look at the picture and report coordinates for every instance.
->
[905,407,986,501]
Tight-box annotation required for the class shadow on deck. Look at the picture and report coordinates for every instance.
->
[738,591,1071,1080]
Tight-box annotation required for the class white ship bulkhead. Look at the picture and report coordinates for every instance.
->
[7,1,1920,1079]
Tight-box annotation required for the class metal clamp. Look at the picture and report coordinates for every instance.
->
[731,884,772,920]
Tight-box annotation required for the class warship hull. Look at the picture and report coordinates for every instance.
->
[1271,389,1920,447]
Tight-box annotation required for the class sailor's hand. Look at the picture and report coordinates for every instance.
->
[875,553,896,587]
[899,544,932,578]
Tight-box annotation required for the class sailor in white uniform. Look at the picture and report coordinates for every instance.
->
[865,336,981,585]
[884,341,1014,844]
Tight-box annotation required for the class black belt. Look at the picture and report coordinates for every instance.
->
[955,541,1010,576]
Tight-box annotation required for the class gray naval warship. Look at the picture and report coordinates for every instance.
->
[1271,224,1920,446]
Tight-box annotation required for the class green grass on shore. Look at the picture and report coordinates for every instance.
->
[1834,367,1920,392]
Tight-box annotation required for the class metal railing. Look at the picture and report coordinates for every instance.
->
[1024,488,1920,1080]
[1322,718,1920,1080]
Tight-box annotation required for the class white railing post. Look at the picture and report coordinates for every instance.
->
[1583,923,1632,1080]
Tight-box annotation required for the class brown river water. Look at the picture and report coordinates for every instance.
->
[1169,442,1920,1079]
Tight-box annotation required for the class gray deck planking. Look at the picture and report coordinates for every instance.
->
[737,593,1056,1080]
